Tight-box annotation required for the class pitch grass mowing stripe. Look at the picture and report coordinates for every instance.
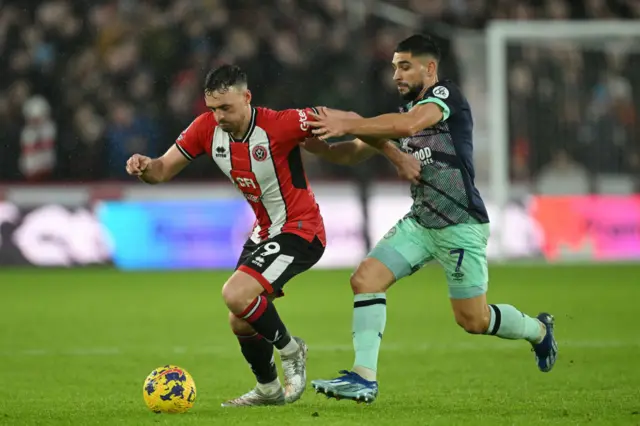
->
[1,340,639,357]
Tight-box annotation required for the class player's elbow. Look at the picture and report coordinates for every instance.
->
[394,121,420,138]
[341,155,363,166]
[402,114,439,137]
[340,149,371,166]
[320,148,359,166]
[348,145,377,165]
[318,153,350,166]
[349,153,375,165]
[405,122,428,137]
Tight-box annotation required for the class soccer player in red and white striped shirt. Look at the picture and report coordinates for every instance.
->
[126,64,415,407]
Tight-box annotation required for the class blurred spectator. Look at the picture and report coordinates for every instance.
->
[58,102,106,180]
[105,101,159,178]
[19,95,56,180]
[0,0,636,188]
[536,149,589,194]
[578,70,634,174]
[507,32,639,191]
[508,62,534,182]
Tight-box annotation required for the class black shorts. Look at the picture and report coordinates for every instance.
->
[235,233,325,297]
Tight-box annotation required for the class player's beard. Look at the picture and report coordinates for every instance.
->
[219,123,232,132]
[399,82,424,102]
[219,122,238,134]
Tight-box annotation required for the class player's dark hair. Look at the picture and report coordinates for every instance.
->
[204,64,248,95]
[395,34,441,61]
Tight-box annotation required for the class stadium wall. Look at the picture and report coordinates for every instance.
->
[1,183,639,268]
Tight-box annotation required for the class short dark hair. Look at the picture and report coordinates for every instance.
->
[204,64,248,95]
[395,34,441,61]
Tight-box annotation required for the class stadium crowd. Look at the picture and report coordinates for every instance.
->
[0,0,638,191]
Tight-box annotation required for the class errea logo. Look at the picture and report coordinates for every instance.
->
[297,109,309,132]
[215,146,227,158]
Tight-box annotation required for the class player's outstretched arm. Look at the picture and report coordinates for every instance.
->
[125,145,190,184]
[303,137,420,184]
[308,103,444,140]
[305,107,421,182]
[301,137,377,165]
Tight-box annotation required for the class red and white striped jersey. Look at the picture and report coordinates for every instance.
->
[175,106,326,246]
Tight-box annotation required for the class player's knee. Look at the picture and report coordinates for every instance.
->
[350,258,392,294]
[221,280,256,314]
[349,270,366,294]
[221,281,237,309]
[228,312,254,335]
[454,310,490,335]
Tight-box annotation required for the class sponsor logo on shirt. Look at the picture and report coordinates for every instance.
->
[297,109,309,132]
[432,86,449,99]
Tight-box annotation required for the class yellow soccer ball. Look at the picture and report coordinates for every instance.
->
[143,365,196,414]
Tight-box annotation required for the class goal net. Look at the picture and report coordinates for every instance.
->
[486,21,640,261]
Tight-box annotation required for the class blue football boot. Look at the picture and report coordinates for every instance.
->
[532,312,558,372]
[311,370,378,404]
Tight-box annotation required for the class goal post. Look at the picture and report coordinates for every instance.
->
[486,21,640,261]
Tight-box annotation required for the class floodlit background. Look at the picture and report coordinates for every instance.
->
[0,1,639,425]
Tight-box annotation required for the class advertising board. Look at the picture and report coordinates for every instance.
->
[2,183,639,267]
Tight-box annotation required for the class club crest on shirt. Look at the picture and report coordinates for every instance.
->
[400,138,411,153]
[252,145,268,162]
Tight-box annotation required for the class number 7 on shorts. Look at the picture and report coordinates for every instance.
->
[449,249,465,272]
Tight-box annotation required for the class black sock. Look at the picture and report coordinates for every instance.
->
[235,332,278,384]
[237,295,292,350]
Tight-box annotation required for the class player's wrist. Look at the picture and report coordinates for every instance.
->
[380,141,402,162]
[342,119,358,135]
[137,170,154,184]
[138,161,162,184]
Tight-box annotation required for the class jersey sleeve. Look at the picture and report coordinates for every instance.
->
[174,113,210,161]
[272,107,320,147]
[414,82,461,122]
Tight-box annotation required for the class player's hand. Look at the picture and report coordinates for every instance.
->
[306,112,351,140]
[394,152,422,185]
[300,137,330,155]
[126,154,152,176]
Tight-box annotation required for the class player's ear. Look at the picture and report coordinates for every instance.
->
[245,89,252,105]
[427,59,437,78]
[417,56,435,75]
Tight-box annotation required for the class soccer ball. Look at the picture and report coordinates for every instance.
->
[142,365,197,414]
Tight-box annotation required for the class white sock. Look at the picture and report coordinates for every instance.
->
[278,338,299,358]
[256,378,281,395]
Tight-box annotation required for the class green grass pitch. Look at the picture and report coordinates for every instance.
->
[1,264,639,425]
